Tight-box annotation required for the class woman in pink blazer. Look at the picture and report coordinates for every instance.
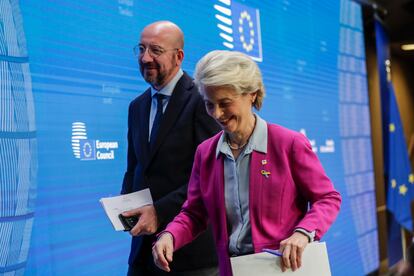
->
[152,50,341,276]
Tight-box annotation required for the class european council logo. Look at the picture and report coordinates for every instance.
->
[72,122,88,159]
[71,122,118,161]
[214,0,263,62]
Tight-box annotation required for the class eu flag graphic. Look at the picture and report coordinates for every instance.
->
[80,139,96,161]
[214,0,263,61]
[387,82,414,231]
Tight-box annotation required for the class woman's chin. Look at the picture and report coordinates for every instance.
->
[223,125,236,135]
[220,118,237,134]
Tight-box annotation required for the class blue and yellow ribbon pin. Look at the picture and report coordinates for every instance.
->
[261,170,271,178]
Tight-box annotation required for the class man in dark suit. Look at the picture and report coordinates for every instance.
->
[121,21,220,275]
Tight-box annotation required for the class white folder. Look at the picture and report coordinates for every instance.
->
[100,189,153,231]
[230,242,331,276]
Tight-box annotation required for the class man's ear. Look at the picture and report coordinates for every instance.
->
[176,49,184,66]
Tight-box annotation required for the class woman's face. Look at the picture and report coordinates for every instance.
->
[202,86,256,135]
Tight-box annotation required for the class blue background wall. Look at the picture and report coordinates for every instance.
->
[0,0,378,275]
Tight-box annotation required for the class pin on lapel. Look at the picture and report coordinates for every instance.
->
[261,159,268,165]
[261,170,271,178]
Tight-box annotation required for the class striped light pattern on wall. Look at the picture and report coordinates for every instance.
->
[0,0,37,275]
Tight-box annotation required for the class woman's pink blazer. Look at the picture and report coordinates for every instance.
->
[165,123,342,276]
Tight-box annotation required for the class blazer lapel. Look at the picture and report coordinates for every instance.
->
[148,73,193,160]
[138,89,151,163]
[204,137,229,246]
[249,151,266,230]
[215,154,229,244]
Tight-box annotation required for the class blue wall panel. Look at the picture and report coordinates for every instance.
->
[0,0,378,275]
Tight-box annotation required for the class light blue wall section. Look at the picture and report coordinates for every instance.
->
[0,1,378,275]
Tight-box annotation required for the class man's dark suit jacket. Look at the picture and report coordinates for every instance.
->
[121,72,220,272]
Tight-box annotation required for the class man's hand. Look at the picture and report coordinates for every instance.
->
[122,204,158,236]
[152,232,174,272]
[279,231,309,272]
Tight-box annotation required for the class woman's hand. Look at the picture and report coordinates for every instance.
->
[152,232,174,272]
[279,232,309,272]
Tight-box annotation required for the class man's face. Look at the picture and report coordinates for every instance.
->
[138,30,178,90]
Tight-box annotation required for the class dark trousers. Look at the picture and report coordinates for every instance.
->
[127,262,219,276]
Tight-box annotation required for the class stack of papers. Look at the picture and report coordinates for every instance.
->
[230,242,331,276]
[100,189,153,231]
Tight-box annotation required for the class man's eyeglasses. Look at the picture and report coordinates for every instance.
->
[133,44,178,58]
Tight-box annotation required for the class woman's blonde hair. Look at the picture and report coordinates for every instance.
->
[194,50,265,110]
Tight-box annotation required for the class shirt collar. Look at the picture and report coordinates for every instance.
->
[215,113,268,158]
[151,69,184,97]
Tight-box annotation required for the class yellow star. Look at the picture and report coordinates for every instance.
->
[399,184,408,196]
[409,174,414,184]
[391,179,397,188]
[389,123,395,132]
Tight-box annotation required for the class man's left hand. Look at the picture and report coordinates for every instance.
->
[122,205,158,236]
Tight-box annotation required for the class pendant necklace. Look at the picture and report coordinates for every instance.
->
[226,136,248,150]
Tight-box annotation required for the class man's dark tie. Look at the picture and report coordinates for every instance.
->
[149,93,166,148]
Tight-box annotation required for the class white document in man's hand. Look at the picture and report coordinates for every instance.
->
[231,242,331,276]
[100,189,153,231]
